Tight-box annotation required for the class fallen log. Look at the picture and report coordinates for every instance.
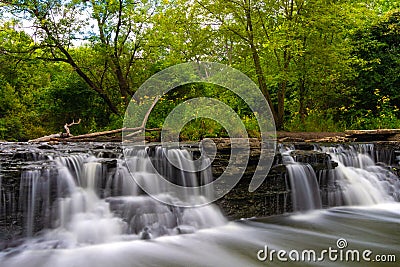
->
[28,127,165,142]
[28,134,62,142]
[69,127,163,140]
[29,97,161,142]
[68,128,128,139]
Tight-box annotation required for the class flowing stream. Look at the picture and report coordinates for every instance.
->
[0,142,399,266]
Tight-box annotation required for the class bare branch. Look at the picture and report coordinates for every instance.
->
[64,119,82,136]
[141,96,159,129]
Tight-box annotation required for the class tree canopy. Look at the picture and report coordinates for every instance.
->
[0,0,399,140]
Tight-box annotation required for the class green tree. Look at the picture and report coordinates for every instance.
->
[197,0,362,130]
[39,64,114,134]
[350,9,400,127]
[286,1,374,130]
[0,22,52,140]
[0,0,159,115]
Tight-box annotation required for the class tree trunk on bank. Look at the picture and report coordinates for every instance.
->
[299,76,306,125]
[244,4,279,127]
[277,83,285,130]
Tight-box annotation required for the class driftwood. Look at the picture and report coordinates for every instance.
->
[28,134,63,142]
[68,128,128,139]
[29,97,161,142]
[67,127,162,140]
[64,119,81,136]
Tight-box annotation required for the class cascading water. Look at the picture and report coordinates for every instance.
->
[3,145,225,248]
[320,144,400,206]
[56,154,88,186]
[51,158,125,245]
[0,142,400,267]
[19,169,42,237]
[286,163,322,211]
[108,146,225,237]
[279,143,400,210]
[279,149,322,212]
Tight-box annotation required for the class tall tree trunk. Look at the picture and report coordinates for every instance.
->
[298,36,308,126]
[299,76,306,125]
[244,2,278,126]
[277,82,286,130]
[110,57,131,105]
[275,48,291,130]
[110,0,133,105]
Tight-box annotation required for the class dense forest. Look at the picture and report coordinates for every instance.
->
[0,0,399,141]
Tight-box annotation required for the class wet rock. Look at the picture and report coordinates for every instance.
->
[139,226,152,240]
[97,158,117,169]
[290,150,331,165]
[175,225,196,235]
[293,143,315,150]
[269,164,286,174]
[37,144,54,150]
[95,150,118,158]
[93,145,106,150]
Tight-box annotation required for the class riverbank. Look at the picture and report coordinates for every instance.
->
[23,129,400,143]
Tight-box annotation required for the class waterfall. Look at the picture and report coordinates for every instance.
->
[279,143,400,211]
[54,189,125,244]
[286,163,322,211]
[200,156,214,200]
[1,142,400,250]
[56,154,88,186]
[7,145,224,246]
[105,164,138,197]
[320,144,400,206]
[108,146,224,238]
[2,142,400,267]
[18,169,51,236]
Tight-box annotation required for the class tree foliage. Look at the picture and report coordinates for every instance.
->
[0,0,399,140]
[1,0,159,115]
